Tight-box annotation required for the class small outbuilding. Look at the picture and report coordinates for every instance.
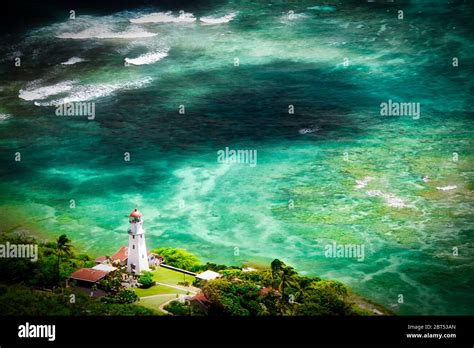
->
[95,256,108,264]
[189,292,212,315]
[196,270,221,281]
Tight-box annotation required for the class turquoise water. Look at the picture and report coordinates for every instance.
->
[0,1,473,315]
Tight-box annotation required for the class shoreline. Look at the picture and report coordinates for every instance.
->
[0,226,393,316]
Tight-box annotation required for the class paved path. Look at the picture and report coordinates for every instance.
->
[155,282,198,294]
[139,282,198,315]
[158,297,176,315]
[141,293,178,299]
[139,294,176,315]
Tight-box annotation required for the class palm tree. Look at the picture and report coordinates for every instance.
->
[56,234,73,285]
[292,282,305,303]
[270,259,284,288]
[270,259,301,314]
[278,265,298,301]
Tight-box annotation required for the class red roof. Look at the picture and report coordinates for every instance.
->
[70,268,108,283]
[192,292,211,304]
[111,246,128,262]
[95,256,107,263]
[259,286,281,297]
[130,209,142,218]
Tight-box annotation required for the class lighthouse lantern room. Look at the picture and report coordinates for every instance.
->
[127,208,150,274]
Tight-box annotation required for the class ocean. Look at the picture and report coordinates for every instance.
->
[0,0,473,315]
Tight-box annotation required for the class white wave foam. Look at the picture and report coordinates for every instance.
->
[0,113,12,121]
[19,81,76,101]
[130,11,196,24]
[125,48,169,65]
[366,190,383,197]
[39,85,117,105]
[200,12,237,25]
[298,127,320,134]
[61,57,86,65]
[436,185,457,191]
[355,176,373,189]
[366,190,406,208]
[385,196,406,208]
[33,77,152,106]
[283,12,308,22]
[57,26,157,39]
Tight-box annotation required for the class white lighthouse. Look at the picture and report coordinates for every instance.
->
[127,208,150,274]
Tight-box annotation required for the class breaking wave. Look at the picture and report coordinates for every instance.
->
[19,81,76,101]
[125,48,169,65]
[61,57,86,65]
[200,12,237,25]
[0,113,12,121]
[57,26,157,39]
[20,77,152,106]
[130,11,196,24]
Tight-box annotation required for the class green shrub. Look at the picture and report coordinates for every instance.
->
[138,272,155,289]
[84,261,96,268]
[164,300,190,316]
[102,290,139,304]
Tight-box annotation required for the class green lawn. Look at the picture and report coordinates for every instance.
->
[133,267,195,300]
[138,295,178,315]
[152,267,195,286]
[134,284,188,297]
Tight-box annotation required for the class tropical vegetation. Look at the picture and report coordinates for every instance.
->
[138,271,155,289]
[0,231,388,316]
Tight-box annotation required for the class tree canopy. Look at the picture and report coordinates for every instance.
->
[152,247,201,271]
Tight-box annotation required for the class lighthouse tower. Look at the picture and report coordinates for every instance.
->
[127,208,149,274]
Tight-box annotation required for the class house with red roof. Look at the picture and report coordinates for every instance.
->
[95,256,107,264]
[111,246,129,265]
[189,292,212,315]
[69,268,108,287]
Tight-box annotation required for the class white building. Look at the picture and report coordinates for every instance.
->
[127,208,150,274]
[196,270,221,281]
